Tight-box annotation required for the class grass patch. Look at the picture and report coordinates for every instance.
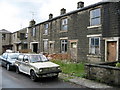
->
[116,62,120,67]
[51,60,85,77]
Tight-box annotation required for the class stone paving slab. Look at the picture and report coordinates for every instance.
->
[59,73,120,89]
[69,78,113,88]
[0,66,2,90]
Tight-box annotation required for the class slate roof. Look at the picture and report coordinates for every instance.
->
[0,29,12,34]
[33,1,110,27]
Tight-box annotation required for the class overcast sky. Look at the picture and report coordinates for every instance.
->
[0,0,103,32]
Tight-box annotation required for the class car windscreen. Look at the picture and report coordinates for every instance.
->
[8,53,19,60]
[29,55,48,63]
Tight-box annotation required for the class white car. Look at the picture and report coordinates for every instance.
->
[15,54,62,81]
[5,49,13,53]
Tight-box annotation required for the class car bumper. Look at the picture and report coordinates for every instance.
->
[9,64,16,70]
[36,70,62,77]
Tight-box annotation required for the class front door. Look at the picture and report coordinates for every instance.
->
[33,43,38,53]
[70,41,77,61]
[107,41,117,62]
[49,42,54,54]
[16,44,19,51]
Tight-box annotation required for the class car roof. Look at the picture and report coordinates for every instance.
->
[19,53,43,56]
[7,53,20,55]
[5,49,13,53]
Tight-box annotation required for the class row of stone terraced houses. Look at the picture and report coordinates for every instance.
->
[1,1,120,63]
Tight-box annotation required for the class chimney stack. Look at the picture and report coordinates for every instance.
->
[60,8,66,15]
[77,1,84,9]
[49,13,53,19]
[29,19,36,27]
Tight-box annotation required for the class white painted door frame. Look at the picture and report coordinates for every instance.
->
[30,42,39,52]
[104,37,119,61]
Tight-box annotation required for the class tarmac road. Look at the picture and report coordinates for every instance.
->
[0,62,88,89]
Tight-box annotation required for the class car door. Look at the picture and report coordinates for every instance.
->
[2,53,8,67]
[6,54,13,65]
[15,55,24,72]
[20,55,30,74]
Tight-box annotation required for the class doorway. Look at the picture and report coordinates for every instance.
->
[107,41,117,62]
[70,40,78,61]
[33,43,38,53]
[49,42,54,54]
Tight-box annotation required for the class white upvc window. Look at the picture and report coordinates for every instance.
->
[61,18,68,31]
[90,8,101,26]
[44,23,49,35]
[89,37,100,55]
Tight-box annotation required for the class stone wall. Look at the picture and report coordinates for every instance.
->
[103,2,120,37]
[0,33,2,54]
[85,61,120,86]
[87,55,102,63]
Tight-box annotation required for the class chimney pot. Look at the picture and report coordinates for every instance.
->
[77,1,84,9]
[60,8,66,15]
[29,19,36,27]
[49,13,53,19]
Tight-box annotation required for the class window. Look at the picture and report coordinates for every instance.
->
[61,40,67,53]
[18,55,24,61]
[71,42,77,48]
[90,8,101,26]
[23,55,29,62]
[43,39,48,52]
[89,37,100,55]
[2,53,8,59]
[50,43,54,48]
[22,44,28,49]
[44,24,49,35]
[2,34,6,40]
[20,33,25,40]
[25,33,28,38]
[61,18,68,31]
[32,27,36,37]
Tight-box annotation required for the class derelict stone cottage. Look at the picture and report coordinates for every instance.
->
[2,1,120,63]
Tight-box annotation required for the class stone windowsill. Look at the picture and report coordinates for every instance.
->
[43,34,48,36]
[59,30,68,33]
[87,25,101,29]
[87,54,101,58]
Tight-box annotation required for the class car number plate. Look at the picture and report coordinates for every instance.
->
[47,73,56,77]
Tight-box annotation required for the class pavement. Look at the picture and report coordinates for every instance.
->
[59,73,120,89]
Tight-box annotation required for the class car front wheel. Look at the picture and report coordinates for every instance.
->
[6,64,10,71]
[30,70,38,82]
[16,66,20,74]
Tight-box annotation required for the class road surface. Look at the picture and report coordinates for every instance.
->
[0,61,88,89]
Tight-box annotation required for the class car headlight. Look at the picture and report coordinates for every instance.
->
[58,67,61,70]
[39,69,43,72]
